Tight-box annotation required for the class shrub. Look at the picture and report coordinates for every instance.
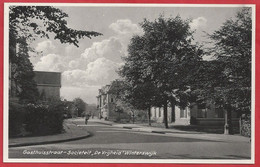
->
[25,100,64,135]
[135,110,148,122]
[114,112,130,123]
[9,101,26,137]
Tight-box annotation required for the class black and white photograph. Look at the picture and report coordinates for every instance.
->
[4,3,254,163]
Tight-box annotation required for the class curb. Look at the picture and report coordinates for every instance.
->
[151,131,166,134]
[123,126,133,129]
[90,121,113,126]
[9,133,91,148]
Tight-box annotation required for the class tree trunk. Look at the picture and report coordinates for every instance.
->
[132,111,135,124]
[147,107,151,126]
[163,102,169,129]
[171,100,176,123]
[224,106,233,135]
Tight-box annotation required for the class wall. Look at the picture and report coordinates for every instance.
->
[151,104,239,126]
[99,93,121,121]
[190,102,239,126]
[34,71,61,100]
[37,85,60,99]
[190,103,220,119]
[151,107,164,123]
[195,118,239,126]
[175,107,190,125]
[151,106,190,125]
[34,71,61,86]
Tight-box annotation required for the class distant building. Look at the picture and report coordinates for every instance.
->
[34,71,61,100]
[96,80,124,120]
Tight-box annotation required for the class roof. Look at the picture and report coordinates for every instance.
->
[107,80,123,94]
[99,85,110,95]
[34,71,61,87]
[98,80,123,95]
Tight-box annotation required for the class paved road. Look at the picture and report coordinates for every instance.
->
[9,120,251,160]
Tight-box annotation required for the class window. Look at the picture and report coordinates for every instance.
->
[111,98,114,103]
[180,108,188,118]
[159,108,161,117]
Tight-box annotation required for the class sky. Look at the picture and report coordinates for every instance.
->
[28,5,244,104]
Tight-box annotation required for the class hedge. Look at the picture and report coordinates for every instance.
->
[9,100,65,137]
[24,101,64,136]
[9,101,26,137]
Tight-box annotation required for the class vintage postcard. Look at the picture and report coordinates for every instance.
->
[2,2,256,165]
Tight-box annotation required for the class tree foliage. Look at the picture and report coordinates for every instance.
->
[190,8,252,134]
[9,6,102,101]
[207,7,252,114]
[73,98,87,117]
[118,8,251,133]
[9,6,102,65]
[120,15,202,128]
[9,6,102,48]
[9,37,39,102]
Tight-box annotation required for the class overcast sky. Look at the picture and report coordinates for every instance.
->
[28,5,244,104]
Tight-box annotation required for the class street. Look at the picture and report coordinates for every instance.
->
[9,119,251,159]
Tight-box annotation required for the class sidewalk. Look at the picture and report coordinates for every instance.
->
[88,118,250,143]
[9,119,90,148]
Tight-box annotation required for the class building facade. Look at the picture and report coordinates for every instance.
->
[97,80,127,120]
[97,80,239,126]
[151,102,239,126]
[151,106,191,125]
[34,71,61,100]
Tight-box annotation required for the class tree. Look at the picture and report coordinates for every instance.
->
[9,6,102,101]
[9,6,102,50]
[73,98,87,117]
[11,37,39,103]
[120,15,202,128]
[204,7,252,134]
[63,100,77,118]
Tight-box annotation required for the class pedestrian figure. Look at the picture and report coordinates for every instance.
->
[85,114,90,124]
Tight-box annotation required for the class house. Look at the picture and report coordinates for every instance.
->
[34,71,61,100]
[151,101,239,126]
[96,80,128,121]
